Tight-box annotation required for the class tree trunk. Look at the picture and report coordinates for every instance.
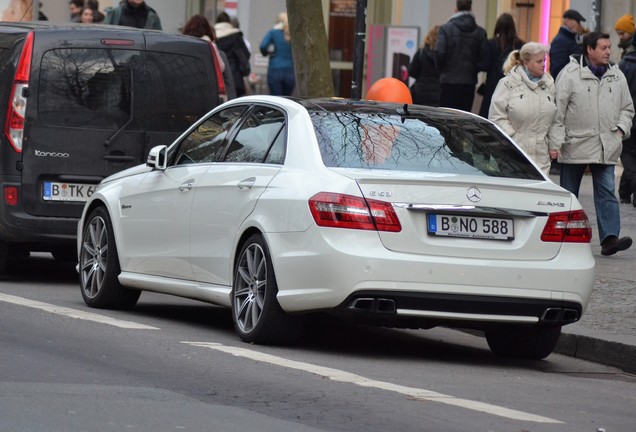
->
[286,0,335,97]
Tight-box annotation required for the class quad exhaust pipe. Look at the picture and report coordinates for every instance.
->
[349,297,397,314]
[348,299,579,324]
[541,307,580,324]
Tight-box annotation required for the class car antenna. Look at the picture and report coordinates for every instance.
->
[398,103,410,123]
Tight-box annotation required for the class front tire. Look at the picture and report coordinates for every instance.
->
[485,325,562,360]
[79,206,140,309]
[231,234,302,344]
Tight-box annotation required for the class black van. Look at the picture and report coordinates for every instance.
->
[0,23,226,272]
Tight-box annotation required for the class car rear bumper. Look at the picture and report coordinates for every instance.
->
[266,228,595,322]
[0,187,78,246]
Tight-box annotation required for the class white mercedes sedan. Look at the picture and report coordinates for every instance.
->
[77,96,595,359]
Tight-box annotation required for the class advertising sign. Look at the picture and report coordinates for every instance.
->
[1,0,34,21]
[384,26,419,85]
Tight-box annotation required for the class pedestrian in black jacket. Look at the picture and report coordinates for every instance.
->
[214,12,251,97]
[618,36,636,206]
[476,13,523,118]
[408,26,441,106]
[434,0,487,112]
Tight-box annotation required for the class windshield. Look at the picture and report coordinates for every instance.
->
[310,109,543,180]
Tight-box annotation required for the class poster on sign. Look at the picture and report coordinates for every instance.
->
[384,26,419,86]
[224,0,237,17]
[0,0,33,21]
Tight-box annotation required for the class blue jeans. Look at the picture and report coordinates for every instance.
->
[560,163,620,244]
[267,67,295,96]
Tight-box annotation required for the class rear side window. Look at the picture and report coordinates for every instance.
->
[172,105,246,165]
[145,51,216,132]
[310,110,543,180]
[38,48,140,130]
[224,106,286,164]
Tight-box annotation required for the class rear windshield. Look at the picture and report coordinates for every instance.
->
[310,110,543,180]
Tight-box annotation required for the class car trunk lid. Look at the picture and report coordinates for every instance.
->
[341,170,574,261]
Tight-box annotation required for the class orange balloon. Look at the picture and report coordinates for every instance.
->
[366,77,413,104]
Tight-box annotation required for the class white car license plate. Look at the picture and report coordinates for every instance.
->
[427,213,514,241]
[43,181,96,202]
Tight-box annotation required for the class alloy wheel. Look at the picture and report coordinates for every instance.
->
[233,243,267,334]
[80,215,108,299]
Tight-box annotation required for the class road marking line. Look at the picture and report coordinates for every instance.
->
[183,341,562,424]
[0,293,159,330]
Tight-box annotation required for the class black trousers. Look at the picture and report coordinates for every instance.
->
[439,84,476,112]
[618,137,636,201]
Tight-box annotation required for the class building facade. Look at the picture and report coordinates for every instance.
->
[28,0,636,97]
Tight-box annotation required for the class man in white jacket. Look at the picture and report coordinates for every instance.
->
[549,32,635,256]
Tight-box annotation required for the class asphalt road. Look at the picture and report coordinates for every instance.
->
[1,255,635,432]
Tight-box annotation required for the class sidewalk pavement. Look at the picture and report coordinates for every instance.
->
[551,172,636,374]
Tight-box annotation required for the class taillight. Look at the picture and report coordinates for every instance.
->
[5,83,28,152]
[309,192,401,232]
[208,42,227,103]
[4,32,34,153]
[541,210,592,243]
[4,186,18,206]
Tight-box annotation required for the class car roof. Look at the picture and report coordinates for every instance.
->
[222,95,492,124]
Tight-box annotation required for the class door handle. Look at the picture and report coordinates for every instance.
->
[179,181,194,192]
[237,177,256,190]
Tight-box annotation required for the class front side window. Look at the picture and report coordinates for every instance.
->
[224,106,286,164]
[172,105,246,165]
[38,48,139,129]
[310,110,542,179]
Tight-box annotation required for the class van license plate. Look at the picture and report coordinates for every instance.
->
[427,213,514,241]
[43,182,96,202]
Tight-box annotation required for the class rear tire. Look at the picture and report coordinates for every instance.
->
[0,240,8,275]
[79,206,140,309]
[51,246,77,262]
[231,234,302,344]
[486,325,562,360]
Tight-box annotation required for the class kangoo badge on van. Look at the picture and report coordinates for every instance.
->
[0,23,226,272]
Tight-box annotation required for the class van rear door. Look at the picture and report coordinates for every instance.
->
[21,28,147,218]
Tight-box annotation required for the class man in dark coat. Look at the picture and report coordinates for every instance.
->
[549,9,586,79]
[618,35,636,206]
[434,0,487,112]
[104,0,162,30]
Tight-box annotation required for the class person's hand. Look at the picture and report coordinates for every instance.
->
[549,149,560,160]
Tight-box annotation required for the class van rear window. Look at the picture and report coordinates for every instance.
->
[37,48,216,133]
[144,51,216,132]
[38,48,139,130]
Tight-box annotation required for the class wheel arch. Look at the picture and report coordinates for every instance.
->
[80,198,124,269]
[232,227,265,282]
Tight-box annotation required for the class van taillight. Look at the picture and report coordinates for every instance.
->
[4,186,18,206]
[4,32,34,153]
[5,83,28,152]
[208,42,228,103]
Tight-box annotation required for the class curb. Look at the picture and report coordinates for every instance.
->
[557,330,636,374]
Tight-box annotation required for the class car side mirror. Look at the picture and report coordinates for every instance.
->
[146,145,168,170]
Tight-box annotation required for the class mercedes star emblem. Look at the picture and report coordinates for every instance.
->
[466,187,482,203]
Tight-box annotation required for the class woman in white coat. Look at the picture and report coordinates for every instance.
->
[489,42,556,175]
